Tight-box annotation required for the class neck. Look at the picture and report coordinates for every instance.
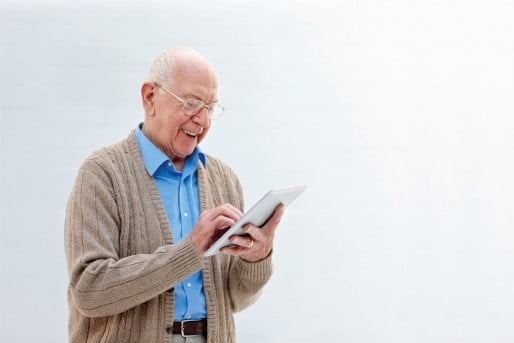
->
[141,123,185,172]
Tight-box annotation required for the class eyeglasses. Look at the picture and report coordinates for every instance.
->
[155,83,225,120]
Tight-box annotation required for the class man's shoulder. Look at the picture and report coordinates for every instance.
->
[204,154,227,168]
[201,154,244,208]
[203,154,237,177]
[80,133,135,173]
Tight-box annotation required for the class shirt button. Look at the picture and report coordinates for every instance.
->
[187,282,192,288]
[184,212,189,218]
[167,161,172,167]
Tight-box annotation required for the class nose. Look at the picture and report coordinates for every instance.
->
[191,107,211,127]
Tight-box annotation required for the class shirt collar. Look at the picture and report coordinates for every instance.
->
[135,123,205,176]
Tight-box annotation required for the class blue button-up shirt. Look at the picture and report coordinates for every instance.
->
[135,124,207,320]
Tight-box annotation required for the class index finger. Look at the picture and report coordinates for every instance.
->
[211,203,243,222]
[264,203,285,228]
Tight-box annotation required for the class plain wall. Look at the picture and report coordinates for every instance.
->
[1,1,514,342]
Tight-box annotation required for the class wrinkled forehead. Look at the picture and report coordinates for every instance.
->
[172,58,218,100]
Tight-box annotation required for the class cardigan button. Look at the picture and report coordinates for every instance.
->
[166,326,173,334]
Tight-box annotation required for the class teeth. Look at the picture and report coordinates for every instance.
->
[183,129,197,137]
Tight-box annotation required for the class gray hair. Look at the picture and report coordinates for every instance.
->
[147,49,175,89]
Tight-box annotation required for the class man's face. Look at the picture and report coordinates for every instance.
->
[151,60,218,167]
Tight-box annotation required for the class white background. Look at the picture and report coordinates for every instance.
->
[1,0,514,342]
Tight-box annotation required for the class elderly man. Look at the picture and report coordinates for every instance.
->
[64,47,284,343]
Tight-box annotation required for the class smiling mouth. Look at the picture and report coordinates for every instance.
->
[182,129,199,137]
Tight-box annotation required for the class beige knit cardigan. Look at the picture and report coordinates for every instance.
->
[64,131,273,342]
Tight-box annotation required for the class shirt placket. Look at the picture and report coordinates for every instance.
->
[178,173,195,319]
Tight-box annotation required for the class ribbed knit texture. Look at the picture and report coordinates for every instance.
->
[64,131,273,343]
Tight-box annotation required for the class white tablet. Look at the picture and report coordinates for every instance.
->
[203,185,306,257]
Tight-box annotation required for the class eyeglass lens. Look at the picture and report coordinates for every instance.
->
[183,99,222,119]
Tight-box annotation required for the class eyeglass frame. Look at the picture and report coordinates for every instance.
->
[154,82,225,120]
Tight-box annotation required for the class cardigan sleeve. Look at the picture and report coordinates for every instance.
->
[64,158,202,318]
[227,254,274,312]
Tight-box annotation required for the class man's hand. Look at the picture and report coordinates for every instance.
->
[220,204,285,262]
[190,203,243,258]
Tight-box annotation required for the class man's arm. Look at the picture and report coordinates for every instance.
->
[64,164,202,318]
[226,254,274,312]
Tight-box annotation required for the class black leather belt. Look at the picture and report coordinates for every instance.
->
[171,319,207,337]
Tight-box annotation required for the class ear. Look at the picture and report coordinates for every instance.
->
[141,82,157,116]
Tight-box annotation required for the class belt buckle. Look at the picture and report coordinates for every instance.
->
[180,319,196,338]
